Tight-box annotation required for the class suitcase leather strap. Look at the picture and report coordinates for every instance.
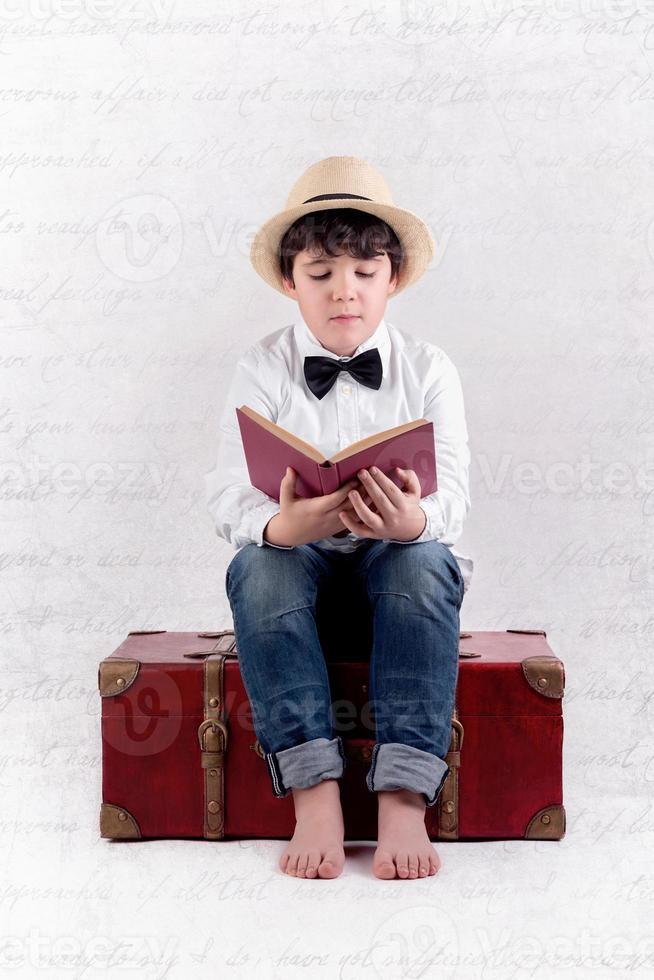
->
[198,650,229,840]
[438,706,463,841]
[182,632,237,839]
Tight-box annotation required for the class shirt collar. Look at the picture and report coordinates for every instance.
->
[293,312,391,377]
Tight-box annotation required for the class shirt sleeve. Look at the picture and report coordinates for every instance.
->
[386,349,471,547]
[203,348,295,550]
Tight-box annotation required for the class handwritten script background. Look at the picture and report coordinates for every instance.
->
[2,1,653,977]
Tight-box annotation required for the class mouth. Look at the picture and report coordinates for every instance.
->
[331,315,360,322]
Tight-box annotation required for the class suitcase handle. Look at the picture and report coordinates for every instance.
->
[184,631,238,659]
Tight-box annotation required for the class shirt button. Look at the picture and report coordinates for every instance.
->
[341,384,351,396]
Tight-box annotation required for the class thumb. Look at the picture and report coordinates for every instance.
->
[280,466,295,504]
[397,466,420,493]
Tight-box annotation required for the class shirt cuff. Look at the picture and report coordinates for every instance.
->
[256,508,294,549]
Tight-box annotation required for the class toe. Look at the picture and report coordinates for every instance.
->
[296,857,308,878]
[318,847,343,879]
[408,857,419,879]
[306,851,321,879]
[375,863,397,880]
[286,854,299,877]
[373,848,397,879]
[396,853,410,879]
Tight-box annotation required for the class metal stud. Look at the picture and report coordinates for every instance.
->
[208,801,222,814]
[116,677,125,687]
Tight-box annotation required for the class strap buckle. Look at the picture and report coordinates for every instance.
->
[198,718,229,751]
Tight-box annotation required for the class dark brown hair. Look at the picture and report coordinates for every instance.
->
[279,208,404,287]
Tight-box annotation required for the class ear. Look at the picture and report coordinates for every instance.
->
[281,275,297,298]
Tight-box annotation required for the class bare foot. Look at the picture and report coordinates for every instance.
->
[373,788,441,880]
[279,778,345,879]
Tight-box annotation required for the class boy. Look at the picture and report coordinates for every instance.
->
[204,156,473,880]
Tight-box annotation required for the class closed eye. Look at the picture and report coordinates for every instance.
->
[309,272,376,280]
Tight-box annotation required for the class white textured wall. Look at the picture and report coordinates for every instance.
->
[3,1,652,976]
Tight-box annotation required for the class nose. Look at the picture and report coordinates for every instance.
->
[330,270,358,302]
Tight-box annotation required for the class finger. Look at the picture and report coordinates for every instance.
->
[363,466,405,506]
[339,503,369,527]
[347,487,383,529]
[342,484,372,509]
[358,490,374,510]
[331,478,361,503]
[342,495,370,521]
[338,507,370,535]
[338,510,381,538]
[327,479,364,512]
[396,466,421,494]
[338,508,352,529]
[357,468,396,513]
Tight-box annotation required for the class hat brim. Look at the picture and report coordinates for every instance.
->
[249,198,435,297]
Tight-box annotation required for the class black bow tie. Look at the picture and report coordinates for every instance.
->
[304,348,383,400]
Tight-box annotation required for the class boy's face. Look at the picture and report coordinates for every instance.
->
[282,247,398,357]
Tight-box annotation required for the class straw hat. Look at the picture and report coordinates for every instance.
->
[249,155,435,297]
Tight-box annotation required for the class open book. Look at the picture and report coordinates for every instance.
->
[236,405,437,502]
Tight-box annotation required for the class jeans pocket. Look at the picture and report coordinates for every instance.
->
[443,547,464,597]
[456,563,465,603]
[456,566,465,605]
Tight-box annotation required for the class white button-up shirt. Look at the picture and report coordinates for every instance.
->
[204,312,474,593]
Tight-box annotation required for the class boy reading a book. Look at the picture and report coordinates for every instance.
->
[205,156,473,880]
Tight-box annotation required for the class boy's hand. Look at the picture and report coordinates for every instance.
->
[270,468,371,547]
[337,466,427,542]
[330,484,376,537]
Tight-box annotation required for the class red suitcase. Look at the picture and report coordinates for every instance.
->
[99,628,565,842]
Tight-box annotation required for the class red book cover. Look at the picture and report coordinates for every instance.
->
[236,405,437,502]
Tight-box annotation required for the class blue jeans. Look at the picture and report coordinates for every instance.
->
[225,538,465,808]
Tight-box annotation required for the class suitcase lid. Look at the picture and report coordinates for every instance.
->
[456,630,564,714]
[98,632,237,713]
[98,629,564,716]
[101,628,556,664]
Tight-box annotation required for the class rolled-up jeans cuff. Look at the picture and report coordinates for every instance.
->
[265,735,346,799]
[366,742,449,808]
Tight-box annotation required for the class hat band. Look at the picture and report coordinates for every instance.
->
[302,193,372,203]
